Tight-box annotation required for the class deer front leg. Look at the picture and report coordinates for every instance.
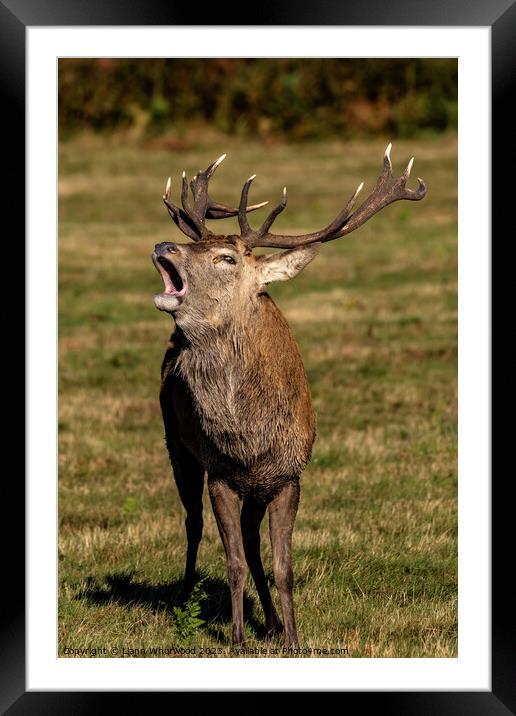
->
[166,437,205,599]
[208,479,248,644]
[268,480,300,648]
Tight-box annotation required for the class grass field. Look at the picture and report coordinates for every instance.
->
[58,130,457,658]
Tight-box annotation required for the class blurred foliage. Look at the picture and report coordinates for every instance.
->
[58,58,457,141]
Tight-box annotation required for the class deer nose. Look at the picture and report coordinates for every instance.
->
[155,242,179,255]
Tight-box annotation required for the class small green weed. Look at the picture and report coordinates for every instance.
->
[172,579,208,641]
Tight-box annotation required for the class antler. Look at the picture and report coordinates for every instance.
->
[163,154,268,241]
[240,143,427,249]
[163,146,426,246]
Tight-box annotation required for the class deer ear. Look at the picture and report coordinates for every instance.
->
[256,243,320,285]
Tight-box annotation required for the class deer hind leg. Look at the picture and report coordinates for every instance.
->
[241,497,283,638]
[268,480,301,648]
[208,479,248,644]
[168,439,205,597]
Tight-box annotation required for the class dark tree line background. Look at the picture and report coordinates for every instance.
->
[59,58,457,141]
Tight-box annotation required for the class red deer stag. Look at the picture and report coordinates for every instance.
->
[152,146,426,646]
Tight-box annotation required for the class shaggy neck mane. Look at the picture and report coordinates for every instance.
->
[174,293,263,354]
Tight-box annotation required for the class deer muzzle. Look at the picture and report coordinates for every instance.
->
[152,243,188,312]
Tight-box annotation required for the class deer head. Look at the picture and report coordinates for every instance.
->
[152,147,427,328]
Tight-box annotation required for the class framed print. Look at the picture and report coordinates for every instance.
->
[3,0,512,710]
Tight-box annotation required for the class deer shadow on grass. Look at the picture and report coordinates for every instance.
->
[76,571,267,642]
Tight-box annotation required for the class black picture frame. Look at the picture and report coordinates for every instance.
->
[4,0,511,711]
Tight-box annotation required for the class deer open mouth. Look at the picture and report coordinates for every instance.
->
[153,255,188,297]
[152,253,188,312]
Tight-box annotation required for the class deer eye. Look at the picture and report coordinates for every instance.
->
[213,254,236,265]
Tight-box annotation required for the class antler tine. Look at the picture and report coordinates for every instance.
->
[245,144,427,249]
[162,178,203,241]
[181,171,191,213]
[189,154,226,220]
[238,175,256,235]
[180,171,211,240]
[188,154,268,222]
[256,186,288,236]
[206,152,227,178]
[206,200,268,220]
